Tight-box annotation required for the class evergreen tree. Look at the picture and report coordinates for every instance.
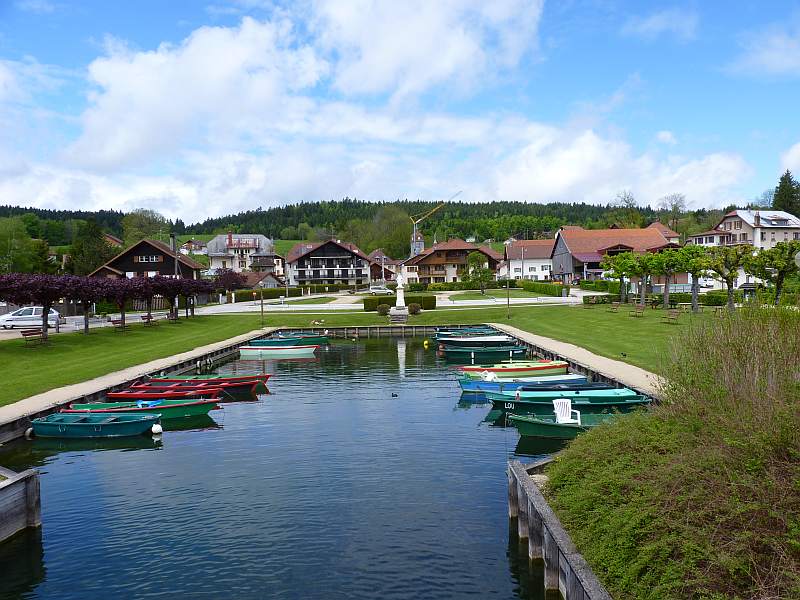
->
[70,220,117,275]
[772,170,800,216]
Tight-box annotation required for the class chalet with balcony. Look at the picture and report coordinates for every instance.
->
[286,240,372,286]
[89,239,204,279]
[207,233,274,273]
[687,209,800,250]
[400,239,501,284]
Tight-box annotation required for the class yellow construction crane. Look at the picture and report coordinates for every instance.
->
[409,191,461,255]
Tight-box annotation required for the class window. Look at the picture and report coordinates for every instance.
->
[794,233,799,240]
[740,233,748,241]
[514,268,522,273]
[222,261,227,269]
[542,264,550,271]
[761,232,766,241]
[724,222,731,230]
[734,220,742,230]
[16,308,34,316]
[32,308,42,316]
[706,236,715,244]
[785,232,789,240]
[125,272,135,278]
[529,266,536,272]
[135,255,162,263]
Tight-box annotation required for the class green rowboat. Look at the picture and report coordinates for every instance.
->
[507,412,618,439]
[31,413,161,438]
[486,387,639,402]
[64,398,219,420]
[491,395,651,416]
[277,332,328,344]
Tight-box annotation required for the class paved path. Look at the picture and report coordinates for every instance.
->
[490,322,662,397]
[0,327,277,433]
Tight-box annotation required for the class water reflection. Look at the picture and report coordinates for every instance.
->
[0,528,45,599]
[507,521,545,600]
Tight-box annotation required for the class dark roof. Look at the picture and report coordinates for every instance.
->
[88,238,205,276]
[647,222,680,237]
[241,271,285,287]
[404,239,500,266]
[286,239,371,264]
[504,239,555,261]
[103,233,123,246]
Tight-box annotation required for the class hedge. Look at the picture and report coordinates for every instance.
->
[579,280,626,295]
[520,280,569,296]
[423,280,520,292]
[362,295,436,311]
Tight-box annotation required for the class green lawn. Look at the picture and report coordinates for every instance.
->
[0,305,702,407]
[448,289,542,301]
[287,296,337,304]
[273,239,304,256]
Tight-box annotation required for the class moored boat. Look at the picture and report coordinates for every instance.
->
[150,374,270,385]
[438,335,517,348]
[490,395,651,416]
[130,379,259,400]
[107,389,221,401]
[490,387,639,401]
[239,344,319,358]
[458,373,588,393]
[459,360,569,379]
[507,412,618,439]
[276,332,329,344]
[64,398,219,420]
[441,345,527,360]
[248,337,307,347]
[31,413,162,438]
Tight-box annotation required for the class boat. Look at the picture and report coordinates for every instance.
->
[247,337,308,347]
[276,332,329,344]
[107,389,221,401]
[64,398,219,420]
[490,395,651,416]
[459,360,569,379]
[149,374,271,385]
[441,345,527,360]
[507,412,618,439]
[238,344,319,358]
[130,380,260,400]
[31,413,162,438]
[437,335,517,348]
[490,387,639,401]
[458,373,588,393]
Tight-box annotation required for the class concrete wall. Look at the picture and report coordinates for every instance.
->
[0,467,41,544]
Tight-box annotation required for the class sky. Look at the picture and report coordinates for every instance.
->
[0,0,799,222]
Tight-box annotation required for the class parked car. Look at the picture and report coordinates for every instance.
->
[0,307,65,329]
[369,285,393,295]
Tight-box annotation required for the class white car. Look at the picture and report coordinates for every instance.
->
[369,285,393,295]
[0,307,65,329]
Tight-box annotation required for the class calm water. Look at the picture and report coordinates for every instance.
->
[0,338,553,599]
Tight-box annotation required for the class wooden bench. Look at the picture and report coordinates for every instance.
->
[20,328,45,346]
[661,309,680,324]
[606,302,620,313]
[166,313,180,324]
[110,318,129,332]
[140,314,159,326]
[629,304,645,318]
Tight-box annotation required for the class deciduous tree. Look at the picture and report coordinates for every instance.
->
[745,241,800,305]
[680,245,710,312]
[650,248,684,310]
[463,251,494,294]
[707,245,752,311]
[600,252,634,303]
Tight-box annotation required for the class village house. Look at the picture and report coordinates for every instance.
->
[179,239,208,255]
[551,224,686,292]
[367,248,401,281]
[206,233,274,273]
[499,239,555,281]
[400,239,501,285]
[286,239,373,287]
[89,239,204,280]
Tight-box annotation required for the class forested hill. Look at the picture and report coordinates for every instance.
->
[188,199,659,239]
[0,206,125,237]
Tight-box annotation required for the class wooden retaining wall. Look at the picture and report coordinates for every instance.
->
[508,460,611,600]
[0,467,41,544]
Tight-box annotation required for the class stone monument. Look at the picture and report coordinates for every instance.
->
[389,273,409,323]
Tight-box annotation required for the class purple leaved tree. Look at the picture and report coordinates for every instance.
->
[181,278,212,317]
[65,276,109,334]
[151,276,184,320]
[104,278,139,328]
[0,274,71,341]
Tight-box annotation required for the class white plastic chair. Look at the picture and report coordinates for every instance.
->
[553,398,581,425]
[481,370,498,382]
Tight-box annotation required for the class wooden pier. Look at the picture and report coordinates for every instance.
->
[0,466,40,544]
[508,460,612,600]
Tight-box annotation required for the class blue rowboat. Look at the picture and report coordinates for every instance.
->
[31,413,161,438]
[458,374,588,393]
[249,337,305,347]
[487,388,639,402]
[490,395,651,416]
[277,332,329,344]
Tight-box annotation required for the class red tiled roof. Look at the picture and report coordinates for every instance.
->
[241,271,285,287]
[558,227,671,263]
[286,239,371,264]
[647,221,680,237]
[504,239,555,261]
[404,239,500,266]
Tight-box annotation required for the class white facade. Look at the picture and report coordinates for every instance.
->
[207,233,273,273]
[502,257,552,281]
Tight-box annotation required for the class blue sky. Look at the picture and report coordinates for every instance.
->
[1,0,799,221]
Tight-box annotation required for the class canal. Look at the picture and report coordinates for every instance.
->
[0,337,552,599]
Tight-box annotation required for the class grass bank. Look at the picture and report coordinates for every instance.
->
[448,289,542,301]
[544,307,800,599]
[287,296,336,304]
[0,304,701,406]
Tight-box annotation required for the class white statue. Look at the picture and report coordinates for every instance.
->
[395,273,406,308]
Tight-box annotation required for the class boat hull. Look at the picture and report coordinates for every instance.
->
[460,361,569,379]
[507,413,618,439]
[131,380,259,400]
[65,399,219,420]
[442,346,527,360]
[437,335,516,347]
[487,388,639,401]
[239,344,318,358]
[32,413,161,438]
[491,396,651,415]
[458,374,588,393]
[107,389,220,401]
[277,333,329,344]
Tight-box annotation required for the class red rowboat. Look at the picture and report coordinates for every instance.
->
[106,389,222,401]
[130,380,259,397]
[148,374,271,385]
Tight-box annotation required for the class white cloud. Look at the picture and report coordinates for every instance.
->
[730,24,800,77]
[655,130,677,145]
[66,17,328,170]
[621,8,698,42]
[781,142,800,172]
[15,0,56,14]
[311,0,543,99]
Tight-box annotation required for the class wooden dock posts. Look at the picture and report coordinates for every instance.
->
[0,467,41,544]
[508,460,612,600]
